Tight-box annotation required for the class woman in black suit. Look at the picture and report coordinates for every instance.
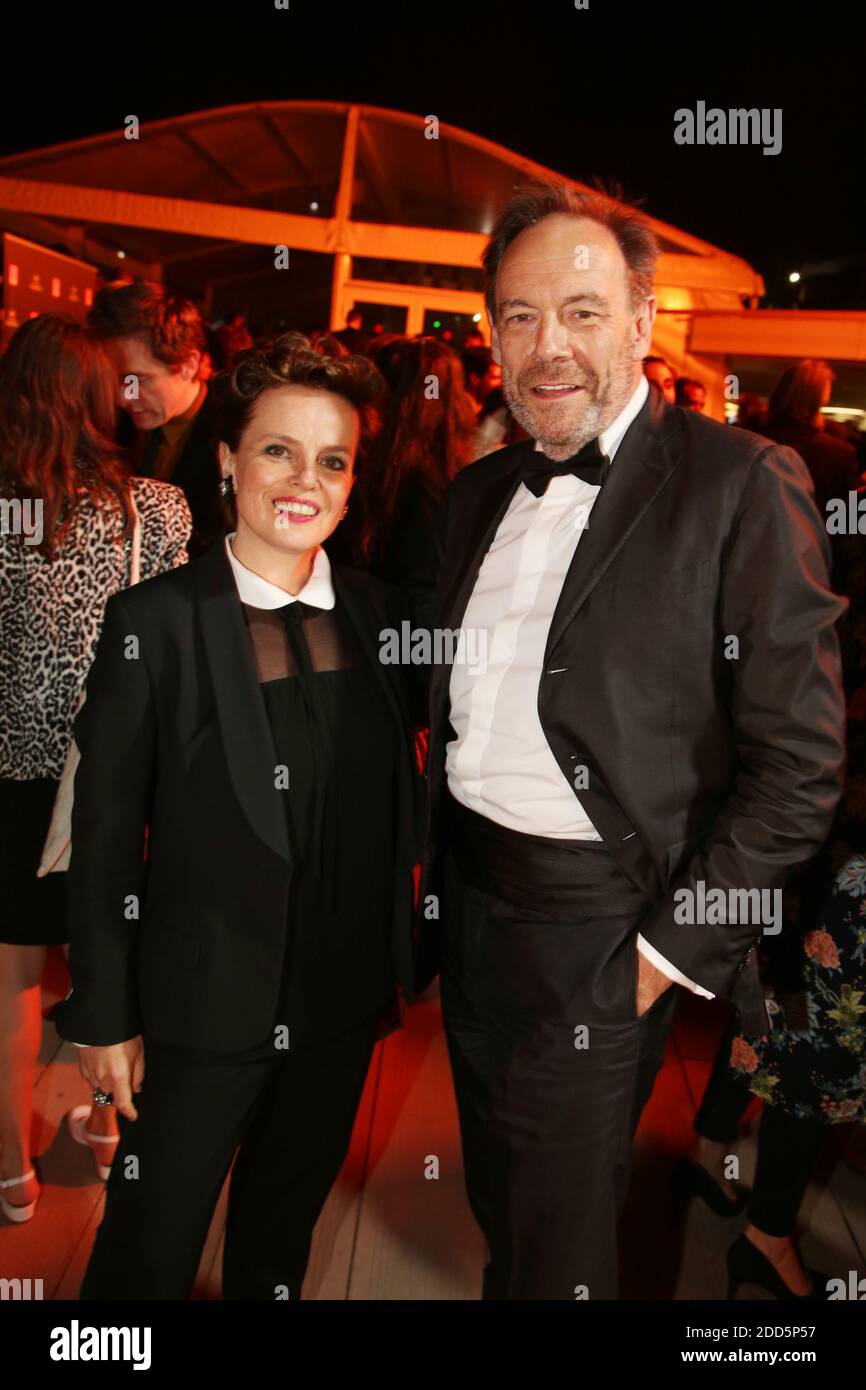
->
[54,334,424,1299]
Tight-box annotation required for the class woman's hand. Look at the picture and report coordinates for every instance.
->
[77,1036,145,1121]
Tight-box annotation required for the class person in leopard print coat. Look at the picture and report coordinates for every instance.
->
[0,315,190,1224]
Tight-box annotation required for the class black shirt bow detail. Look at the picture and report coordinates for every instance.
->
[519,436,609,498]
[276,599,339,916]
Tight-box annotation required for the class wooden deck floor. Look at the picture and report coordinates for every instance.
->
[2,950,863,1300]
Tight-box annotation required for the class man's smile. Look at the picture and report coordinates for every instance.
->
[531,383,585,399]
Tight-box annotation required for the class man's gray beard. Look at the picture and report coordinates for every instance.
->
[503,352,634,461]
[506,389,608,461]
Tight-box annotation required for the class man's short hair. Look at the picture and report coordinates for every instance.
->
[768,359,834,428]
[482,182,659,321]
[644,355,670,367]
[88,280,206,366]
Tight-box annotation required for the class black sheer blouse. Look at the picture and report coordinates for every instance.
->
[154,595,401,1063]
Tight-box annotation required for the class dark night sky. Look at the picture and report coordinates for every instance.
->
[2,1,862,305]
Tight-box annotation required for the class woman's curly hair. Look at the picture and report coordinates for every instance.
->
[213,331,383,458]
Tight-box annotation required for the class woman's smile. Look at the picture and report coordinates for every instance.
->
[273,494,323,526]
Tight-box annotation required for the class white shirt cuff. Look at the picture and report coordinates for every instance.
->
[637,933,715,999]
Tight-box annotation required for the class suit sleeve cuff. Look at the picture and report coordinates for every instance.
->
[637,934,715,999]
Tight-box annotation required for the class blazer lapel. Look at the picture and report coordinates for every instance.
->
[194,540,292,866]
[544,388,684,664]
[430,398,682,735]
[441,442,533,632]
[333,567,422,860]
[332,567,409,734]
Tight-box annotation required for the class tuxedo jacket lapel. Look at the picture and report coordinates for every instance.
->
[441,443,532,632]
[332,567,423,864]
[544,386,684,664]
[194,541,292,866]
[430,396,682,755]
[442,394,683,651]
[332,568,409,734]
[195,547,417,870]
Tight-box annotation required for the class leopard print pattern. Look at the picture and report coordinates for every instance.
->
[0,478,191,780]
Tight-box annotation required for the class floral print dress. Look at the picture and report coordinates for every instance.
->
[730,528,866,1126]
[730,859,866,1124]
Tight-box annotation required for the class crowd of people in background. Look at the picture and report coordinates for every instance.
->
[54,280,866,593]
[643,352,865,478]
[0,276,864,1300]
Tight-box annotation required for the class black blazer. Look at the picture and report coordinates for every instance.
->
[169,393,225,558]
[412,387,847,1036]
[53,541,424,1050]
[120,391,224,558]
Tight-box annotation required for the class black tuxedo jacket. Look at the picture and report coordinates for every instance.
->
[169,393,225,558]
[413,387,847,1035]
[121,392,223,558]
[53,541,424,1051]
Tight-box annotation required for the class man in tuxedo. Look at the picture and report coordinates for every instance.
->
[413,183,846,1300]
[89,281,223,556]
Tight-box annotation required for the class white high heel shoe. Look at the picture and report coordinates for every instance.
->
[68,1106,120,1182]
[0,1169,39,1223]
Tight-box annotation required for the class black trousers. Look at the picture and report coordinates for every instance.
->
[440,844,678,1300]
[80,1012,380,1300]
[695,1014,826,1237]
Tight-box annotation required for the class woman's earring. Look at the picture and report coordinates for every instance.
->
[219,476,236,497]
[339,505,348,520]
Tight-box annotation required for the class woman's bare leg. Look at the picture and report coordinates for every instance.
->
[0,943,45,1207]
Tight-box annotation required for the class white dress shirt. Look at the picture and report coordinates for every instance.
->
[446,374,712,999]
[72,537,337,1047]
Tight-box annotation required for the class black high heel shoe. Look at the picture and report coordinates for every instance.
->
[726,1234,830,1301]
[670,1158,747,1221]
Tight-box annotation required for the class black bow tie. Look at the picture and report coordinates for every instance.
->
[519,437,609,498]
